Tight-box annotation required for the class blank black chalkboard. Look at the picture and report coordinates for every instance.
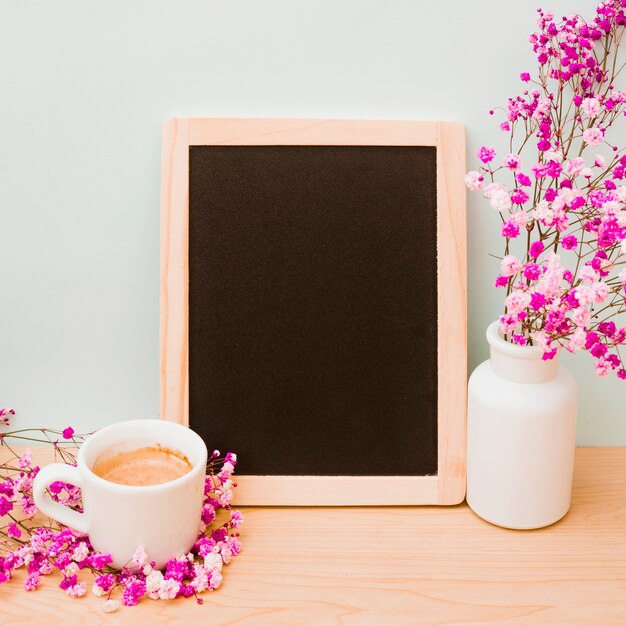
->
[160,117,466,505]
[188,145,438,477]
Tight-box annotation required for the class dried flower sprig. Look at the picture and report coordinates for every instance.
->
[467,0,626,378]
[0,417,242,611]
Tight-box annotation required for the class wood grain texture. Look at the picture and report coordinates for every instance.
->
[0,447,624,625]
[436,122,467,505]
[160,118,189,425]
[160,117,467,504]
[187,117,438,146]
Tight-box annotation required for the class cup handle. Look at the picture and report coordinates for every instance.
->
[33,463,89,534]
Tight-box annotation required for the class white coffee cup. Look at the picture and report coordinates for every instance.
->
[33,419,208,569]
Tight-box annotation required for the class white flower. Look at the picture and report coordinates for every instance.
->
[575,286,595,306]
[617,212,626,228]
[501,255,522,277]
[580,266,598,283]
[616,186,626,203]
[508,210,529,228]
[490,189,512,212]
[572,306,591,327]
[464,170,483,191]
[483,182,506,199]
[591,282,610,303]
[71,542,89,563]
[545,150,563,163]
[91,584,105,597]
[602,200,622,217]
[102,599,119,613]
[63,562,79,577]
[204,552,223,571]
[145,570,164,594]
[533,200,553,225]
[505,290,531,314]
[158,578,181,600]
[544,252,561,269]
[131,546,148,568]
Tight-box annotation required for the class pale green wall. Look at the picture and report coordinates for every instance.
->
[1,0,623,442]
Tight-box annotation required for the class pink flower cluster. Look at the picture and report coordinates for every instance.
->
[0,408,15,426]
[467,0,626,379]
[0,427,242,611]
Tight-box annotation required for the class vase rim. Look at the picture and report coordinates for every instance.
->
[486,321,546,361]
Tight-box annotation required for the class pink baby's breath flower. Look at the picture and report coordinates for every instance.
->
[505,290,532,315]
[7,523,21,539]
[581,97,601,117]
[66,582,87,598]
[131,546,148,568]
[595,359,611,376]
[71,542,89,563]
[583,127,605,146]
[229,510,244,529]
[566,157,585,176]
[501,221,520,238]
[532,330,551,352]
[217,461,235,482]
[0,408,15,426]
[0,496,14,517]
[520,72,531,82]
[512,334,527,346]
[17,451,32,469]
[595,154,606,168]
[62,427,74,440]
[561,235,578,250]
[529,241,545,258]
[592,281,610,303]
[503,153,522,170]
[572,306,591,327]
[218,489,232,507]
[208,569,223,591]
[580,266,598,283]
[566,328,587,353]
[24,573,40,592]
[477,146,496,163]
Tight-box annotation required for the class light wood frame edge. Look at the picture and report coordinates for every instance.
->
[160,117,467,505]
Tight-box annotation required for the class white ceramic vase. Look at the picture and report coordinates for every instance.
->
[467,321,578,529]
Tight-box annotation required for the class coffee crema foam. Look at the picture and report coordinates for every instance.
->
[92,445,192,486]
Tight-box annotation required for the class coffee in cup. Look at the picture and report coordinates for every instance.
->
[92,445,192,486]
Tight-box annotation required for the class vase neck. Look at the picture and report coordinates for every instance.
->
[487,322,559,384]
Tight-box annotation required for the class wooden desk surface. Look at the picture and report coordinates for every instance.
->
[0,447,624,625]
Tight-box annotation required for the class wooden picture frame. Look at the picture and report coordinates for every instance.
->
[160,118,467,505]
